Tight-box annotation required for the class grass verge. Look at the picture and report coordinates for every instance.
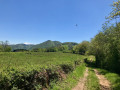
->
[51,63,86,90]
[85,68,100,90]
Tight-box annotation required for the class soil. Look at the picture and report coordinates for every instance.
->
[94,69,112,90]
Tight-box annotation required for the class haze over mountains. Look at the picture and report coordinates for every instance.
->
[10,40,78,50]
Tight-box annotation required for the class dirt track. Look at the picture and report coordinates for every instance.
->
[72,68,88,90]
[94,69,111,90]
[72,68,112,90]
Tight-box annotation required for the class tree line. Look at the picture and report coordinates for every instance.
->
[73,0,120,73]
[0,41,11,52]
[88,0,120,73]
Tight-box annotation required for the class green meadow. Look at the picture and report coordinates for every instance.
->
[0,52,86,71]
[0,52,89,89]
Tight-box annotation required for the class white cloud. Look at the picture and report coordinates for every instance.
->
[24,42,32,45]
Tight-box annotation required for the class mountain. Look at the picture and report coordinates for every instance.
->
[10,40,78,51]
[31,41,78,50]
[31,40,61,49]
[62,42,78,50]
[10,44,34,51]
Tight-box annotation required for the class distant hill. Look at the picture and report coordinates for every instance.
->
[10,40,78,50]
[10,44,34,51]
[62,42,78,50]
[31,40,61,49]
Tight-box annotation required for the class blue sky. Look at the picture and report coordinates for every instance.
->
[0,0,117,44]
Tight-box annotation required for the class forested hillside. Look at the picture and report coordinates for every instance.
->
[10,40,78,51]
[10,44,34,51]
[30,40,61,49]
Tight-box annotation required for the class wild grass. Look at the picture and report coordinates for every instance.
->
[52,63,86,90]
[85,68,100,90]
[97,69,120,90]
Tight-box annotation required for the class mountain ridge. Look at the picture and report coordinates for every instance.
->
[10,40,78,50]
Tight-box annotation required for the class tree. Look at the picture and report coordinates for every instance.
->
[57,45,69,52]
[32,48,46,52]
[106,0,120,21]
[73,41,89,55]
[0,44,2,51]
[0,41,11,52]
[13,49,28,52]
[89,23,120,73]
[88,0,120,73]
[89,32,106,68]
[46,47,58,52]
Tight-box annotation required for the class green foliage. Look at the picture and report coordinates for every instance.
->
[106,0,120,20]
[89,23,120,73]
[56,45,69,52]
[46,47,58,52]
[73,41,90,55]
[52,64,86,90]
[86,68,100,90]
[0,52,88,89]
[88,0,120,73]
[4,46,11,52]
[0,45,2,51]
[0,41,11,52]
[60,64,74,74]
[31,44,69,52]
[13,49,29,52]
[31,48,46,52]
[62,42,78,50]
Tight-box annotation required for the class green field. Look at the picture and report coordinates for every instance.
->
[0,52,86,71]
[1,52,119,90]
[0,52,88,89]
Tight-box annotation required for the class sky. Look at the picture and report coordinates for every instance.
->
[0,0,118,44]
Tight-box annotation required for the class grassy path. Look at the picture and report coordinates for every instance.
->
[72,68,112,90]
[72,68,88,90]
[85,68,100,90]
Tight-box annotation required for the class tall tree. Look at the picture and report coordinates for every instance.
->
[0,41,11,52]
[106,0,120,21]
